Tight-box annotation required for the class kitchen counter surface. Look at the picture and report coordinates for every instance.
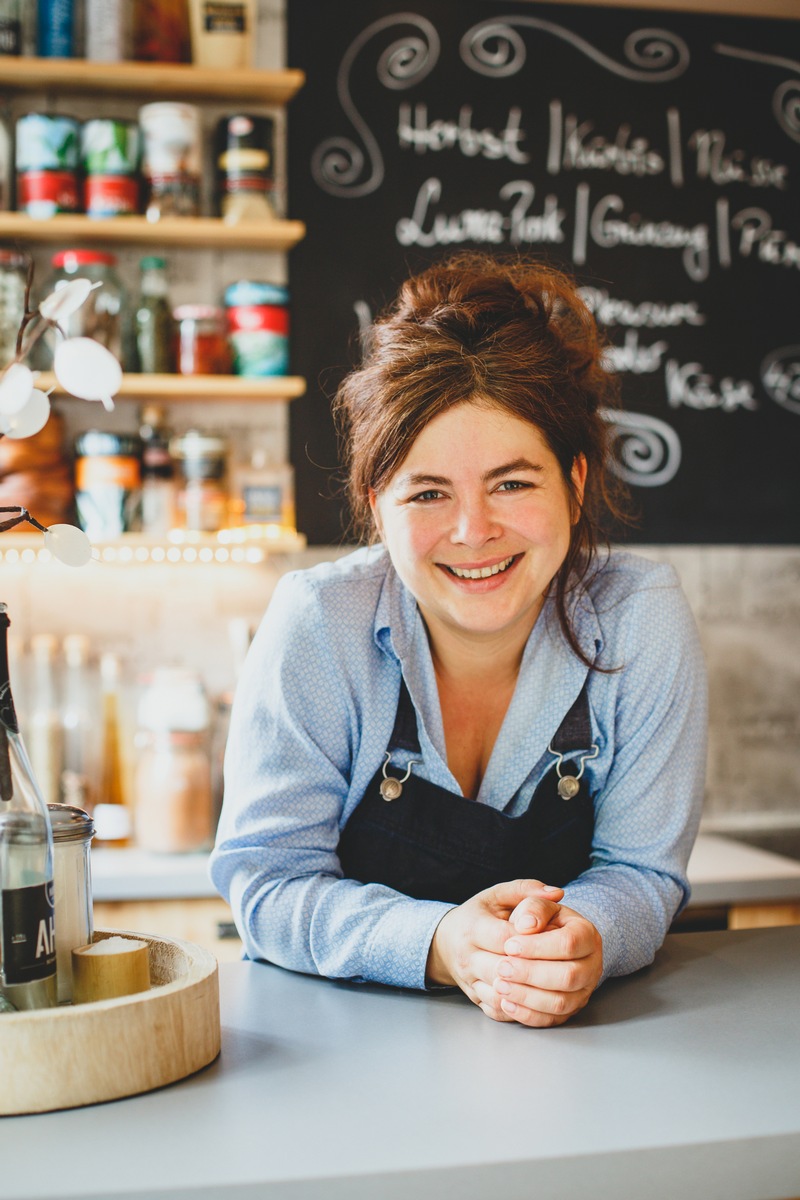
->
[3,926,799,1200]
[91,831,800,906]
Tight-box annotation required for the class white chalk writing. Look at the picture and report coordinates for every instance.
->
[761,347,800,416]
[397,103,529,162]
[666,360,758,411]
[689,128,788,189]
[603,332,669,374]
[579,287,706,329]
[588,192,710,281]
[395,177,566,248]
[547,101,665,176]
[730,205,800,269]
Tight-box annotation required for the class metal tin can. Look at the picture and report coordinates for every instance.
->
[15,113,81,216]
[81,120,141,216]
[74,430,142,540]
[224,281,289,377]
[139,102,201,218]
[215,113,275,220]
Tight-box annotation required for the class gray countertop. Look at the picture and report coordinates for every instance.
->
[3,926,800,1200]
[91,832,800,906]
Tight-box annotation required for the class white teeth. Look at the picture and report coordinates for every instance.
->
[448,556,515,580]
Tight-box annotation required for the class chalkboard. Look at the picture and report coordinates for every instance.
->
[287,1,800,546]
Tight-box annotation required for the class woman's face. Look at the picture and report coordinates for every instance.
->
[370,401,586,652]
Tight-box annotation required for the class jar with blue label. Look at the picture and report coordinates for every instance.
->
[224,281,289,377]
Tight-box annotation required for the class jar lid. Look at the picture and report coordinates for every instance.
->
[0,249,29,269]
[170,430,227,458]
[173,304,224,321]
[224,281,288,307]
[75,430,142,458]
[47,803,95,842]
[140,255,166,270]
[52,249,117,269]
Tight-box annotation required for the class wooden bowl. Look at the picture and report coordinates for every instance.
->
[0,930,220,1115]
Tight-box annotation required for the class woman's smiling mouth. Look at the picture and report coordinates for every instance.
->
[442,554,519,580]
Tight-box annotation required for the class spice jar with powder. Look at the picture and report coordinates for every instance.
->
[133,668,213,854]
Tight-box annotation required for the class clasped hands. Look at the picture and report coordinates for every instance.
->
[426,879,603,1027]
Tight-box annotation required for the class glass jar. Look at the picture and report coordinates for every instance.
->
[0,248,28,365]
[133,668,213,854]
[170,429,229,532]
[37,249,127,367]
[47,803,94,1004]
[74,430,142,540]
[173,304,232,375]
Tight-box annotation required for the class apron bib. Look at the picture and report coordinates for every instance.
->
[338,680,597,905]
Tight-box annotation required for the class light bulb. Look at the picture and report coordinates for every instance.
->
[43,524,93,567]
[0,388,51,439]
[53,338,122,411]
[39,279,101,323]
[0,363,36,416]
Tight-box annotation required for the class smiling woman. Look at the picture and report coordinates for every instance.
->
[210,252,708,1028]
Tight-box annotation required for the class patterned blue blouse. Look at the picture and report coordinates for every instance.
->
[210,545,708,990]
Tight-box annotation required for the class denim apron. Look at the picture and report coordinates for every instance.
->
[338,679,597,904]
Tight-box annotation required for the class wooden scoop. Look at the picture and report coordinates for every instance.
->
[71,935,151,1004]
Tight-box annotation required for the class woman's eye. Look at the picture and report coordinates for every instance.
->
[496,479,532,492]
[409,489,444,503]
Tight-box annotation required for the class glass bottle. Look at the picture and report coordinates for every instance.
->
[0,604,57,1011]
[135,256,175,375]
[61,634,98,811]
[47,802,94,1004]
[139,404,177,536]
[93,652,132,849]
[27,633,64,810]
[0,1,21,56]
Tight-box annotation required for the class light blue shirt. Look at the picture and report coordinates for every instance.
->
[210,546,707,990]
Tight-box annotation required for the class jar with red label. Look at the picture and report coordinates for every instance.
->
[15,113,81,217]
[173,304,232,375]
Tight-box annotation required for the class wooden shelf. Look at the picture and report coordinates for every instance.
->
[0,529,307,564]
[0,57,305,104]
[40,372,306,403]
[0,213,306,250]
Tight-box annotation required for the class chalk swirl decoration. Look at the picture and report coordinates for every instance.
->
[774,80,800,143]
[460,18,689,83]
[761,346,800,416]
[311,14,440,198]
[602,409,682,488]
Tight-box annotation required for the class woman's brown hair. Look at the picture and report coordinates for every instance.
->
[333,251,629,666]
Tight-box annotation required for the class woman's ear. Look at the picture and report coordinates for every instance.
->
[368,488,384,541]
[570,454,588,524]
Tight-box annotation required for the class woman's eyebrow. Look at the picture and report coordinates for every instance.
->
[483,457,544,482]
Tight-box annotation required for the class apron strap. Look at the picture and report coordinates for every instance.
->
[388,676,593,756]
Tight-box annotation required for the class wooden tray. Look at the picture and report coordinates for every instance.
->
[1,930,220,1115]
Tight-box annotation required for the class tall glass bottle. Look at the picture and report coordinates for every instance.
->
[0,604,57,1011]
[61,634,98,811]
[135,256,175,374]
[28,633,64,809]
[93,652,132,848]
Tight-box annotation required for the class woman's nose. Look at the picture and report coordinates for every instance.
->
[450,497,501,547]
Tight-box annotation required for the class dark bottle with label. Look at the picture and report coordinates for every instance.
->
[0,1,22,55]
[135,256,175,375]
[0,604,57,1011]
